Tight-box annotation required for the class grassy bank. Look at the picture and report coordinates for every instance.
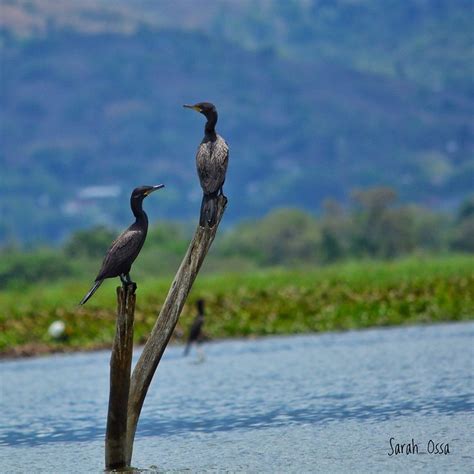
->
[0,255,473,357]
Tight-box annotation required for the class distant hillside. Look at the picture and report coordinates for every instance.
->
[0,0,473,243]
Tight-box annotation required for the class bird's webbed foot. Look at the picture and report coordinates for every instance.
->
[120,274,137,293]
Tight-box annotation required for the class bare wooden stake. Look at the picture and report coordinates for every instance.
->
[105,284,136,470]
[124,195,227,465]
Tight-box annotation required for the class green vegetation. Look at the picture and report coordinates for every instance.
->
[1,189,473,289]
[1,255,473,357]
[1,190,472,356]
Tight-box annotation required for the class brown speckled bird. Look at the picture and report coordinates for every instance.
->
[183,102,229,227]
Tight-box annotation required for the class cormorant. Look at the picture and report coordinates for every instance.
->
[183,299,205,356]
[79,184,164,305]
[183,102,229,227]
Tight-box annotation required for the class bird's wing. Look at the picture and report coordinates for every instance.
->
[197,136,229,194]
[96,228,144,279]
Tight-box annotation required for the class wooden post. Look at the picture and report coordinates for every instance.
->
[105,284,136,470]
[124,195,227,465]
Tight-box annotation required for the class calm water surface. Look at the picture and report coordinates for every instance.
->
[1,322,473,473]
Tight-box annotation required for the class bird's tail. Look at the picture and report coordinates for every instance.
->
[79,280,103,305]
[200,192,218,227]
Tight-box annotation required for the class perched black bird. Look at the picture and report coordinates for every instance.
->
[79,185,164,305]
[184,299,206,356]
[183,102,229,227]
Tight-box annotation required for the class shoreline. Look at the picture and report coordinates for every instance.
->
[1,318,472,360]
[2,256,473,360]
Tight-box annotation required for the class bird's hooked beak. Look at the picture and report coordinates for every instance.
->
[183,104,201,112]
[145,184,165,196]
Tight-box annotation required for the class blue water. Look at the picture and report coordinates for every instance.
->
[1,322,473,473]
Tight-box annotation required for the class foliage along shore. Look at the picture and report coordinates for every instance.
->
[1,255,473,358]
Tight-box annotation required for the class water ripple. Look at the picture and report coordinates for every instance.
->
[1,323,473,450]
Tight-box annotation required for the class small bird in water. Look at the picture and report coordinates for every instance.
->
[79,184,164,305]
[183,102,229,227]
[184,299,206,357]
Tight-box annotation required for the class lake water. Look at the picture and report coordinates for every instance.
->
[1,322,473,473]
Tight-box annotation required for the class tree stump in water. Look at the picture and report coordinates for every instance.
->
[105,284,136,470]
[104,195,227,469]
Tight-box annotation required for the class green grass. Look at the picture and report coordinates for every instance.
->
[1,255,473,356]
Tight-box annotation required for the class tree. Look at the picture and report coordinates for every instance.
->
[319,199,352,263]
[64,226,116,258]
[457,195,474,222]
[218,208,320,265]
[451,217,474,252]
[350,187,398,257]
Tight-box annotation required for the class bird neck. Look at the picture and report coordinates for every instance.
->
[204,111,218,139]
[131,197,148,226]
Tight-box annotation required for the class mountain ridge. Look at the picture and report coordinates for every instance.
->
[1,0,472,243]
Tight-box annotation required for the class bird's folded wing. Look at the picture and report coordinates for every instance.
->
[198,138,229,193]
[96,229,143,279]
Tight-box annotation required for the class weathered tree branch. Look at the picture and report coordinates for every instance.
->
[125,195,227,465]
[105,284,136,470]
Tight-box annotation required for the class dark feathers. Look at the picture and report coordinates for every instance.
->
[96,227,146,280]
[79,279,104,306]
[200,192,218,227]
[196,136,229,195]
[196,136,229,227]
[184,299,205,356]
[79,185,163,305]
[185,102,229,228]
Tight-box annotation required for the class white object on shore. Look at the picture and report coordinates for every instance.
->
[48,321,66,339]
